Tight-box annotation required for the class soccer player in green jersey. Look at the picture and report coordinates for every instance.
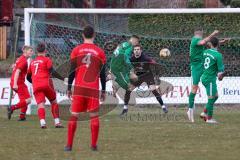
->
[110,35,139,92]
[110,35,139,115]
[187,28,219,122]
[200,37,225,124]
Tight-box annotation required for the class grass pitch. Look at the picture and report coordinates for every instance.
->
[0,105,239,160]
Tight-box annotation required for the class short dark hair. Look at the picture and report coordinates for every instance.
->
[83,26,95,39]
[133,44,142,49]
[131,35,140,40]
[37,43,46,53]
[209,37,219,47]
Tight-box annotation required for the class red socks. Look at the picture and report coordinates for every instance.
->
[66,115,100,148]
[67,116,78,147]
[204,108,207,113]
[11,100,28,119]
[38,108,46,120]
[12,100,27,110]
[19,106,28,119]
[90,116,99,148]
[51,103,60,119]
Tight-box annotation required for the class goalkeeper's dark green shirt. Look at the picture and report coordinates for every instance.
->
[110,41,133,72]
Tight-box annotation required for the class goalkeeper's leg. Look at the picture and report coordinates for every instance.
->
[142,72,168,113]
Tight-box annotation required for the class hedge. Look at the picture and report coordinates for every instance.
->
[128,14,240,38]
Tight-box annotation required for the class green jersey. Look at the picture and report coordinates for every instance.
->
[190,37,205,65]
[201,48,224,82]
[110,41,133,72]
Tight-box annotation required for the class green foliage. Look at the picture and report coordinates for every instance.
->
[187,0,204,8]
[231,0,240,7]
[127,13,240,76]
[220,0,232,6]
[128,14,240,38]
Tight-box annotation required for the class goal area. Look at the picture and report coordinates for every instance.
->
[24,8,240,107]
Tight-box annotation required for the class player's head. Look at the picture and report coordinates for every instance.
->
[133,44,142,58]
[82,25,95,40]
[194,27,203,37]
[208,37,219,48]
[129,35,140,46]
[22,45,33,57]
[37,43,46,54]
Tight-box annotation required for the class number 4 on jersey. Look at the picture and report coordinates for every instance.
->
[82,54,91,67]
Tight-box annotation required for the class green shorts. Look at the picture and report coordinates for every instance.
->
[191,63,203,85]
[202,80,218,97]
[112,70,130,90]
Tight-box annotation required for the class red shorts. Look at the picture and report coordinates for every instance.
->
[12,84,30,100]
[71,96,99,113]
[33,86,56,104]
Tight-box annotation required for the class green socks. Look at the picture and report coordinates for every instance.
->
[188,92,196,109]
[206,97,218,118]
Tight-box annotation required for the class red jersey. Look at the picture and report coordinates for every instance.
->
[10,55,28,87]
[71,43,106,90]
[28,56,53,91]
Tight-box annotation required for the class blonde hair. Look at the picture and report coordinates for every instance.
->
[22,45,33,52]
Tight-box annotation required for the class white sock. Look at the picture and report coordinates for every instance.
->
[188,108,193,111]
[123,105,128,109]
[40,119,46,126]
[54,118,60,125]
[162,105,166,109]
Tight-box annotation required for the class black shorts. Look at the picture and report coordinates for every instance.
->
[133,72,155,87]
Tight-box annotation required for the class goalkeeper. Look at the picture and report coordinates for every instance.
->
[110,35,140,93]
[121,45,168,115]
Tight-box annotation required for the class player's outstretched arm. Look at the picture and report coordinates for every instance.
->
[198,30,219,45]
[219,38,231,45]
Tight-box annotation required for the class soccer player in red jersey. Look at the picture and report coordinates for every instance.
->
[64,26,107,151]
[27,43,63,129]
[8,46,33,121]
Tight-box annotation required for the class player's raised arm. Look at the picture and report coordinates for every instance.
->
[219,38,231,45]
[198,30,219,46]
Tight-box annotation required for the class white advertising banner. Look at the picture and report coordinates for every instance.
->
[1,77,240,105]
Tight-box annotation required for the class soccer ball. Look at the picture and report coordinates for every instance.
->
[159,48,171,58]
